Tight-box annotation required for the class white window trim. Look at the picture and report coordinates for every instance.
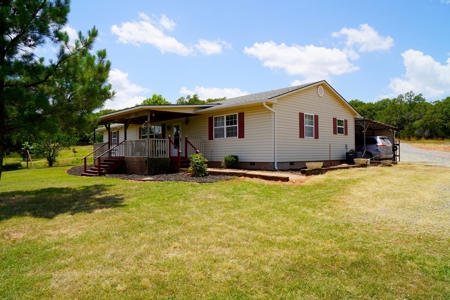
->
[304,113,314,138]
[337,119,344,135]
[214,113,238,139]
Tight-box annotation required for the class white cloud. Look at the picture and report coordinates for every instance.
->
[332,24,394,58]
[104,68,150,109]
[442,0,450,3]
[111,13,192,56]
[111,13,231,56]
[387,50,450,99]
[180,86,248,99]
[195,39,232,55]
[63,25,78,47]
[159,14,176,31]
[244,41,358,83]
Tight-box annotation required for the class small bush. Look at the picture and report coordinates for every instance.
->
[2,163,23,171]
[189,153,208,177]
[222,155,239,169]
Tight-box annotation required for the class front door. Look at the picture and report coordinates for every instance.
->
[172,123,181,156]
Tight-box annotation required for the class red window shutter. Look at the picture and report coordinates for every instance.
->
[344,119,348,135]
[139,127,142,139]
[162,124,166,139]
[208,117,214,140]
[333,118,337,135]
[238,112,245,138]
[299,112,305,138]
[314,115,319,139]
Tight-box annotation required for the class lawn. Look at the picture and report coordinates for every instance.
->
[0,164,449,299]
[2,145,95,169]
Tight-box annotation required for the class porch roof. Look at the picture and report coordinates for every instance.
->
[98,104,216,125]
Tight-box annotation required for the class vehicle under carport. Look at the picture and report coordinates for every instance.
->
[354,118,399,161]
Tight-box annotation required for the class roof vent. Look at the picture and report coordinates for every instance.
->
[317,86,324,97]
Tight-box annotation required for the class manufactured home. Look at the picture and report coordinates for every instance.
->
[89,81,365,175]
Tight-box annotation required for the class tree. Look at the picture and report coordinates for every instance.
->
[34,132,76,167]
[141,94,170,105]
[176,94,226,105]
[0,0,113,179]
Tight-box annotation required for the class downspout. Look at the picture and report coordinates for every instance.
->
[263,101,278,170]
[147,111,151,158]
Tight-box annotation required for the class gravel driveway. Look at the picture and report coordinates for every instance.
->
[399,143,450,167]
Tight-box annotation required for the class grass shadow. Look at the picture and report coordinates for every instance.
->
[0,184,125,221]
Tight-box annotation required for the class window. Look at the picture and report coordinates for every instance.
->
[112,131,118,145]
[337,119,344,134]
[141,125,162,139]
[304,114,314,138]
[333,118,347,135]
[214,114,238,138]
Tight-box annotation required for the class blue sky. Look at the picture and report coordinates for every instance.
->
[60,0,450,109]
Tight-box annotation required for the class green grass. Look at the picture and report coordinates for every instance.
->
[1,164,449,299]
[3,145,94,169]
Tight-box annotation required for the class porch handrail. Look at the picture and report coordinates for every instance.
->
[83,142,108,173]
[185,136,200,159]
[168,136,182,170]
[94,141,126,176]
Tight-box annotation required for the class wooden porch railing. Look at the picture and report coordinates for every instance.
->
[94,141,126,176]
[168,136,182,170]
[185,136,200,159]
[83,142,108,173]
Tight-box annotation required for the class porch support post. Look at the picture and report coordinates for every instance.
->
[105,123,111,149]
[147,111,151,158]
[124,119,131,141]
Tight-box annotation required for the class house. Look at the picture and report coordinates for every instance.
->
[92,80,362,175]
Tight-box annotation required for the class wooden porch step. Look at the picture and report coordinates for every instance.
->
[81,156,125,176]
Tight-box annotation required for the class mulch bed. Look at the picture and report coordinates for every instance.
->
[67,165,234,183]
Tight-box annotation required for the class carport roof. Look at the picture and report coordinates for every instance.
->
[355,118,397,131]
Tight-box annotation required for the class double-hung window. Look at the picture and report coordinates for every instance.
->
[214,114,238,138]
[304,114,314,138]
[337,119,344,134]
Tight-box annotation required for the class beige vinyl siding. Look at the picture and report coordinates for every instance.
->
[99,124,141,143]
[275,85,356,162]
[177,105,273,162]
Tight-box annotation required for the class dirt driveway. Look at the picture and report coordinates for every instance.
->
[399,143,450,167]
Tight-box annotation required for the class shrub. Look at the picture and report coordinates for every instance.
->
[189,153,208,177]
[222,155,239,169]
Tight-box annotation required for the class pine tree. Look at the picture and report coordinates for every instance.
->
[0,0,113,178]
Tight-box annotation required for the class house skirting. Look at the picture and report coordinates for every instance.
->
[124,157,147,175]
[208,160,342,171]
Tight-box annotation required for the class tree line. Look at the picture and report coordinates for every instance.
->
[349,91,450,139]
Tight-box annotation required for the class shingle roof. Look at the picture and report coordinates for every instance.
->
[200,81,322,111]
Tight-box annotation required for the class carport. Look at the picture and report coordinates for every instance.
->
[354,118,399,161]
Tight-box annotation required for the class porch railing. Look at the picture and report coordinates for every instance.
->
[168,136,182,170]
[84,142,108,173]
[123,139,168,158]
[94,141,126,175]
[185,136,200,159]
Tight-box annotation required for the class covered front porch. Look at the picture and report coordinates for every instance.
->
[83,104,214,176]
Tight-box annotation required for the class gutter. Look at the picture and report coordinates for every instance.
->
[263,101,278,170]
